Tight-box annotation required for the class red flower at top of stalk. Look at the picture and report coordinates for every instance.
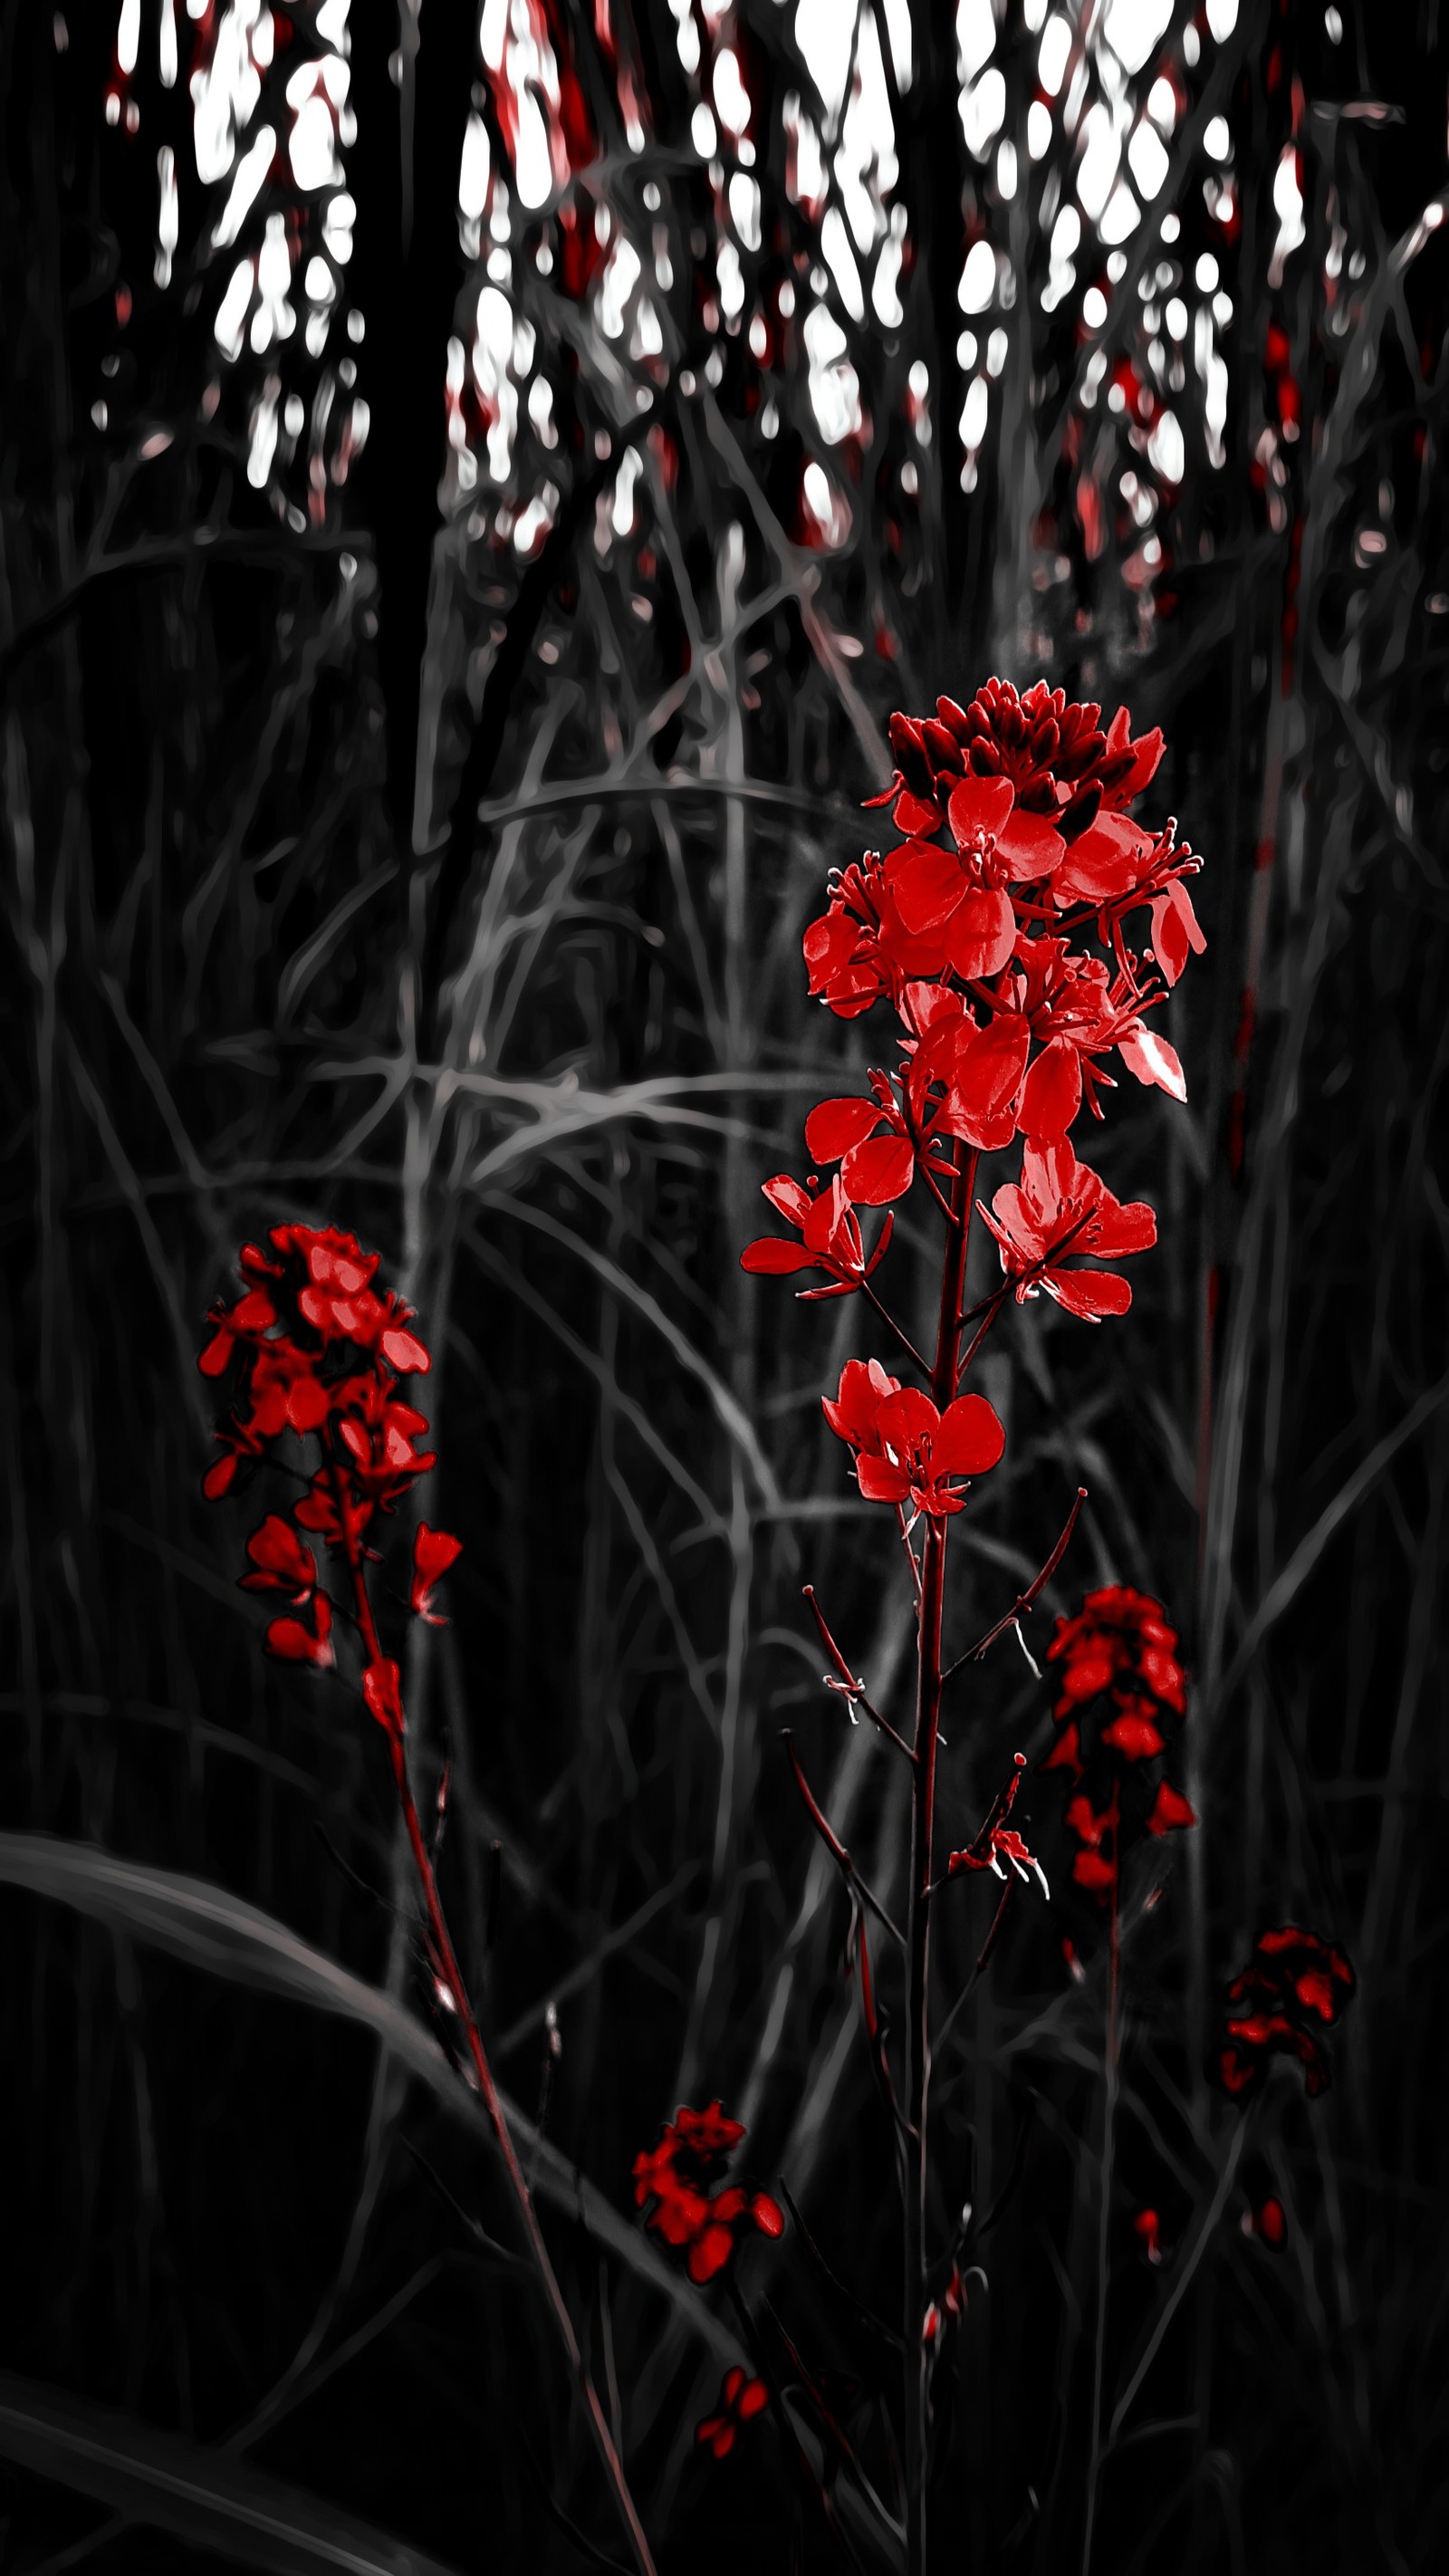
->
[1218,1927,1356,2100]
[823,1357,1004,1520]
[801,678,1203,1045]
[633,2103,784,2286]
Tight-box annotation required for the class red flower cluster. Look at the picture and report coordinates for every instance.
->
[1041,1587,1195,1898]
[743,677,1204,1328]
[632,2104,784,2285]
[823,1358,1004,1520]
[1218,1927,1356,2099]
[696,2365,769,2459]
[199,1227,461,1725]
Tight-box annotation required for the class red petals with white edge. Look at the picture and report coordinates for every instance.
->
[412,1524,463,1624]
[1118,1026,1186,1101]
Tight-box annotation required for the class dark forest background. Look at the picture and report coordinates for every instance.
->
[2,2,1447,2570]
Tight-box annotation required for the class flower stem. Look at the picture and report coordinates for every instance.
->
[1081,1867,1121,2576]
[904,1149,975,2573]
[330,1457,657,2576]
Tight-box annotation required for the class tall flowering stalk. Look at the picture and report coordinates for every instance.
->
[741,679,1206,2569]
[198,1227,657,2576]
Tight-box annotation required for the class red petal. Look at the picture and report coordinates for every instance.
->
[750,2192,785,2238]
[804,1096,885,1162]
[197,1327,235,1378]
[995,808,1066,879]
[890,844,967,935]
[945,889,1015,979]
[1100,1713,1165,1759]
[361,1657,406,1737]
[379,1325,430,1374]
[1072,1849,1118,1892]
[741,1238,816,1274]
[840,1133,916,1205]
[1019,1039,1083,1138]
[1146,1779,1196,1835]
[761,1173,811,1225]
[933,1393,1006,1476]
[264,1599,334,1668]
[1118,1029,1186,1100]
[855,1454,911,1504]
[1046,1267,1134,1319]
[946,774,1014,847]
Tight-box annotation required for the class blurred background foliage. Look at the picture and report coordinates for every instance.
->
[2,1,1447,2570]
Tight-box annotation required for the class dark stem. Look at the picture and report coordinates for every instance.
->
[862,1276,932,1375]
[904,1147,976,2573]
[327,1456,657,2576]
[1081,1861,1121,2576]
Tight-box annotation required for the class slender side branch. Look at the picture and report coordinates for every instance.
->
[782,1733,906,1947]
[803,1584,916,1764]
[945,1486,1088,1679]
[330,1460,657,2576]
[861,1278,931,1374]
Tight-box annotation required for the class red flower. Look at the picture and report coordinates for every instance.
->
[981,1139,1156,1320]
[239,1515,334,1667]
[740,1173,894,1294]
[696,2366,769,2460]
[633,2105,783,2285]
[264,1593,334,1669]
[888,775,1066,979]
[802,851,948,1019]
[411,1525,463,1624]
[1219,1927,1356,2099]
[240,1513,322,1604]
[1049,1588,1187,1721]
[947,1752,1048,1896]
[978,938,1186,1138]
[822,1357,1004,1518]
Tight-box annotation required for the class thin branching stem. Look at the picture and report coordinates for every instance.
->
[327,1455,657,2576]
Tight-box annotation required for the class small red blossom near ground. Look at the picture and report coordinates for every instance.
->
[695,2366,769,2460]
[1219,1927,1357,2099]
[633,2104,784,2285]
[1133,2207,1165,2264]
[823,1357,1005,1517]
[1243,2196,1288,2248]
